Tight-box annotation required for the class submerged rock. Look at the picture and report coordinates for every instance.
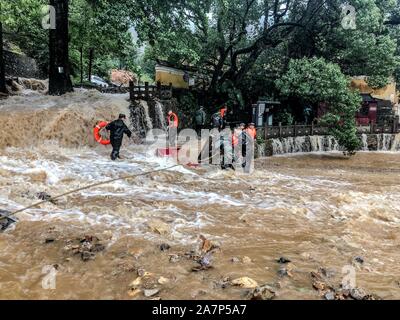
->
[148,220,170,235]
[63,235,105,262]
[158,277,169,285]
[144,288,160,297]
[36,192,57,204]
[276,257,291,264]
[350,288,367,300]
[231,277,259,289]
[0,210,15,232]
[353,256,365,264]
[278,263,295,278]
[242,256,252,264]
[231,257,240,263]
[324,292,335,301]
[199,235,219,254]
[160,243,171,251]
[248,284,276,300]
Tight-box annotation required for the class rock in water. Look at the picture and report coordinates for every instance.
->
[158,277,169,285]
[350,288,367,300]
[160,243,171,251]
[354,256,364,264]
[324,292,335,300]
[277,257,291,264]
[242,256,252,264]
[144,289,160,297]
[0,210,15,232]
[148,220,170,235]
[231,277,259,289]
[248,284,276,300]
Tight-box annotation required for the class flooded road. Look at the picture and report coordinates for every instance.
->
[1,91,400,300]
[1,146,400,299]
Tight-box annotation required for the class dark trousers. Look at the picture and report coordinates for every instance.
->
[110,140,122,161]
[195,124,204,137]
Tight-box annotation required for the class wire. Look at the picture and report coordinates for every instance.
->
[4,164,180,219]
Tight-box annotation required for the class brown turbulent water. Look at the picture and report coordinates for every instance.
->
[1,90,400,300]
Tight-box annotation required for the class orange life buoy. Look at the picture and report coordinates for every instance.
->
[168,112,179,128]
[93,121,111,145]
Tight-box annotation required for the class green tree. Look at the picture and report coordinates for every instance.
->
[276,57,362,154]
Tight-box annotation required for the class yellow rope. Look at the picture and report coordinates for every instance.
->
[5,164,180,219]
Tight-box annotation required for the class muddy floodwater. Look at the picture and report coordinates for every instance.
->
[1,146,400,300]
[1,91,400,300]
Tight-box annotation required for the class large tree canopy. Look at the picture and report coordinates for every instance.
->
[132,0,399,105]
[277,57,362,153]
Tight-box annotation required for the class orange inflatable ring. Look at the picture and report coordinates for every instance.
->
[93,121,111,145]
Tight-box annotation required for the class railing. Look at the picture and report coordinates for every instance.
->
[260,122,400,139]
[129,81,173,101]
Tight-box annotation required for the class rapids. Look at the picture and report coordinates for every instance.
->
[1,91,400,300]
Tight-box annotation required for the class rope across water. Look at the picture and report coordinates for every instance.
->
[4,164,180,220]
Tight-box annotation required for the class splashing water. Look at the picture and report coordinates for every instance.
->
[1,92,400,300]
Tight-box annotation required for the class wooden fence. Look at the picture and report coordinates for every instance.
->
[129,81,173,101]
[260,122,400,139]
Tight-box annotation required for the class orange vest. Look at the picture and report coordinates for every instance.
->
[220,108,227,118]
[168,112,179,128]
[245,128,257,139]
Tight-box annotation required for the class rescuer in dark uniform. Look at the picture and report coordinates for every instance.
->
[106,114,132,161]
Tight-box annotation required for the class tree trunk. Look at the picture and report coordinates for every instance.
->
[48,0,73,95]
[80,46,83,85]
[88,48,94,82]
[0,22,7,94]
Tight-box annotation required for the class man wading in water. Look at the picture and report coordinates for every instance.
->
[106,114,132,160]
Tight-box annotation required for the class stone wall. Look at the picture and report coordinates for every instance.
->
[4,50,44,79]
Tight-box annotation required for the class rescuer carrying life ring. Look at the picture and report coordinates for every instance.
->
[105,114,132,161]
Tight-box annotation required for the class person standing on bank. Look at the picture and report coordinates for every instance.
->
[194,106,206,136]
[106,114,132,161]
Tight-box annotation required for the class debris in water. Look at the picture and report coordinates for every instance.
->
[242,256,252,264]
[213,277,231,290]
[158,277,169,285]
[231,257,240,263]
[130,277,142,288]
[160,243,171,251]
[0,210,16,232]
[353,256,365,264]
[199,235,218,254]
[144,288,160,297]
[231,277,259,289]
[127,288,141,297]
[36,192,57,204]
[276,257,291,264]
[311,270,380,300]
[247,284,276,300]
[319,267,335,278]
[324,292,335,301]
[62,235,105,261]
[277,263,295,278]
[168,254,181,263]
[192,252,214,272]
[148,220,171,235]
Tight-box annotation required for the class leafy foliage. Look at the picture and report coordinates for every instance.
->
[277,57,362,153]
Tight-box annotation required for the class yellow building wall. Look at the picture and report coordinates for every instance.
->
[351,77,398,104]
[155,65,189,89]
